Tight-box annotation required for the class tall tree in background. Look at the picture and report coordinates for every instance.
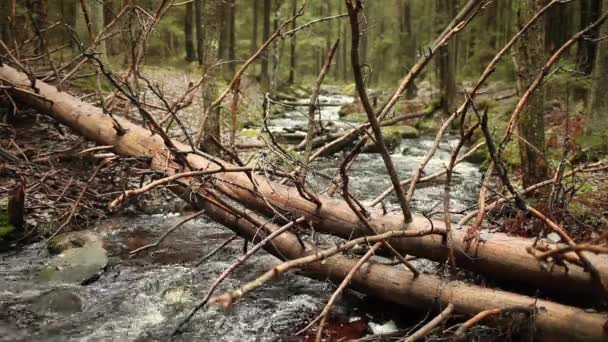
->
[288,0,297,85]
[200,0,221,156]
[75,0,107,61]
[195,0,204,65]
[260,0,271,85]
[184,1,195,62]
[400,0,417,98]
[577,0,602,74]
[545,2,574,53]
[588,0,608,130]
[252,0,259,54]
[435,0,457,115]
[26,0,48,53]
[515,0,549,188]
[0,1,10,43]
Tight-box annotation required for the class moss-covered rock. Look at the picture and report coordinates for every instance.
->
[415,118,438,133]
[0,198,14,238]
[48,231,104,255]
[398,125,420,139]
[38,245,108,285]
[363,126,403,153]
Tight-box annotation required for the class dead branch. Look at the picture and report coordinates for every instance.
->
[346,0,412,223]
[403,303,455,342]
[129,210,206,255]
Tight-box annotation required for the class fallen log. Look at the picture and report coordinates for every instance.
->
[199,196,608,342]
[1,64,607,298]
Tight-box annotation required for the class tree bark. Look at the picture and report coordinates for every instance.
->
[1,64,607,342]
[252,0,259,54]
[435,0,458,114]
[195,0,204,65]
[288,0,297,85]
[577,0,602,74]
[588,0,608,129]
[261,0,271,86]
[200,0,221,156]
[2,61,607,298]
[515,0,549,188]
[184,1,195,62]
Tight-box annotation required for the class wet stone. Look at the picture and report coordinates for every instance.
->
[47,231,104,255]
[37,245,108,285]
[31,288,83,314]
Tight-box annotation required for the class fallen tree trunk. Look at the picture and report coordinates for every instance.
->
[200,193,608,342]
[1,64,607,298]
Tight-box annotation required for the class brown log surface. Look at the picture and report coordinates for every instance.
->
[1,64,607,298]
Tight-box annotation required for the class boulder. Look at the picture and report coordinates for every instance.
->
[48,231,104,255]
[32,288,83,314]
[38,245,108,285]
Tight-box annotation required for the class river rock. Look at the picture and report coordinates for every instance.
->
[363,126,415,153]
[32,288,83,314]
[48,231,104,254]
[38,245,108,285]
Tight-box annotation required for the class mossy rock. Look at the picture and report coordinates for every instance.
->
[341,83,357,96]
[0,185,24,245]
[363,126,403,153]
[397,125,420,139]
[415,118,438,133]
[239,128,260,138]
[342,112,369,123]
[338,102,362,117]
[0,198,14,238]
[48,231,104,255]
[38,246,108,285]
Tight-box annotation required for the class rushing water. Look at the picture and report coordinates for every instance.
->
[1,94,481,341]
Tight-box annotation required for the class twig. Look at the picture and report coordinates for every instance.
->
[453,306,536,339]
[403,303,455,342]
[129,210,206,255]
[208,228,441,307]
[314,242,382,342]
[47,159,110,241]
[194,233,238,267]
[346,0,412,223]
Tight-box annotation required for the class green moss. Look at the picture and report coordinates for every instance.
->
[341,83,357,96]
[576,184,595,195]
[415,118,438,133]
[342,112,369,123]
[501,141,521,168]
[239,128,260,138]
[0,199,14,238]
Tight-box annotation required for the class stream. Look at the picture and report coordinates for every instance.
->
[0,93,481,341]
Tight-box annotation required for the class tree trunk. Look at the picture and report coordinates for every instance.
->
[0,1,9,43]
[515,0,549,188]
[577,0,602,74]
[26,0,48,54]
[261,0,271,86]
[228,0,236,74]
[252,0,259,54]
[200,0,221,156]
[435,0,458,115]
[195,0,204,65]
[287,0,297,85]
[588,0,608,131]
[184,1,195,62]
[1,64,607,342]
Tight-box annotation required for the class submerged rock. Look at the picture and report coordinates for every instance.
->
[32,288,83,314]
[48,231,104,255]
[38,233,108,285]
